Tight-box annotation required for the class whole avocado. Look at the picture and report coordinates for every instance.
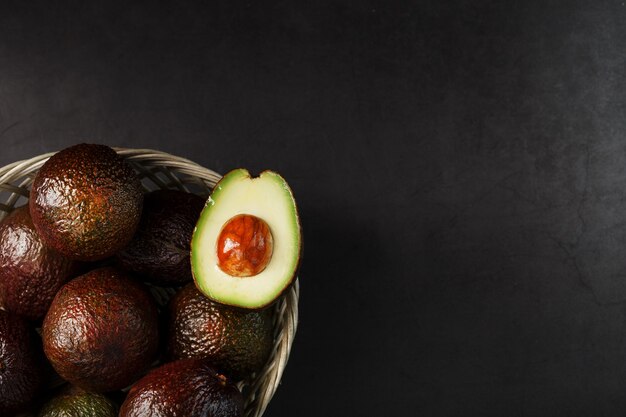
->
[0,310,42,415]
[30,143,144,261]
[116,189,205,286]
[38,386,118,417]
[0,205,77,320]
[42,267,159,392]
[119,358,243,417]
[167,283,274,381]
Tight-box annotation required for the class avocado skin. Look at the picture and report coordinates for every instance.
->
[42,267,159,392]
[167,284,274,381]
[116,190,205,286]
[38,387,117,417]
[30,143,144,261]
[0,206,77,321]
[119,358,243,417]
[0,310,42,415]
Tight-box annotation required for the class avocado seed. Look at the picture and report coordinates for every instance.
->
[217,214,273,277]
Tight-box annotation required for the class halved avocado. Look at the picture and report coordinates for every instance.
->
[191,169,301,309]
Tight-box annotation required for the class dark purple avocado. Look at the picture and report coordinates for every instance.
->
[116,189,205,286]
[119,358,243,417]
[29,143,143,261]
[167,283,274,381]
[0,205,77,321]
[0,309,43,415]
[42,267,159,392]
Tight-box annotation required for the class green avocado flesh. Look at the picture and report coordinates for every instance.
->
[191,169,301,309]
[38,388,118,417]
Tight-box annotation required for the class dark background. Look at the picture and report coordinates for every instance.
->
[1,1,626,416]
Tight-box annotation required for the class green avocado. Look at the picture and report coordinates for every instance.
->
[0,310,42,415]
[119,358,243,417]
[191,169,302,309]
[0,206,77,321]
[30,143,144,261]
[38,387,117,417]
[116,189,205,286]
[42,267,159,392]
[167,283,274,381]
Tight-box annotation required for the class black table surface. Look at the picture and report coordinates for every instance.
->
[2,1,626,416]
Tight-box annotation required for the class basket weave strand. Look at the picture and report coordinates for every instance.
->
[0,148,298,417]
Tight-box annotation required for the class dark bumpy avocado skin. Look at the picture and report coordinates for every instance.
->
[0,310,42,415]
[116,190,205,286]
[30,143,144,261]
[167,284,274,381]
[119,358,243,417]
[42,267,159,392]
[38,387,118,417]
[0,206,76,321]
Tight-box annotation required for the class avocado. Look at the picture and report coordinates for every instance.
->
[42,267,159,392]
[191,169,302,309]
[30,143,144,261]
[38,386,117,417]
[0,310,42,415]
[116,189,205,286]
[167,283,274,381]
[119,358,243,417]
[0,206,77,321]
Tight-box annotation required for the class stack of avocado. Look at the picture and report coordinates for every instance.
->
[0,144,301,417]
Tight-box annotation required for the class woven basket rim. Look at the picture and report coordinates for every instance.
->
[0,146,299,417]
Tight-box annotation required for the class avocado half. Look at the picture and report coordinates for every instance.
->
[191,169,301,309]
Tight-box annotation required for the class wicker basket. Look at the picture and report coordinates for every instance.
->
[0,148,299,417]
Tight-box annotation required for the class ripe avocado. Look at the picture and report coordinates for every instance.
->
[119,358,243,417]
[42,267,159,392]
[30,143,144,261]
[167,283,274,381]
[0,206,77,321]
[116,189,205,286]
[0,310,42,415]
[191,169,302,309]
[38,386,118,417]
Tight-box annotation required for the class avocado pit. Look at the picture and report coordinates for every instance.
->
[217,214,273,277]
